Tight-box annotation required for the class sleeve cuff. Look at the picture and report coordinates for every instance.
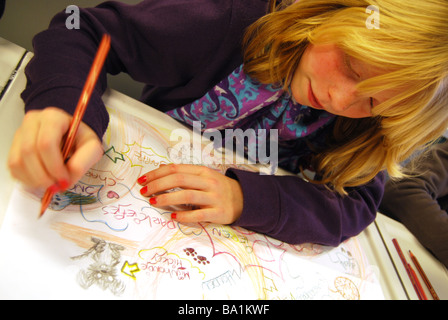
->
[21,76,109,139]
[226,168,282,232]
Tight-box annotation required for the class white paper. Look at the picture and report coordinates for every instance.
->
[0,104,384,300]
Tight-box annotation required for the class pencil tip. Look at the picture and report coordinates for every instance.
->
[39,198,50,218]
[39,189,54,218]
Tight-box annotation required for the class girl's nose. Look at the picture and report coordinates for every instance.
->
[328,81,358,113]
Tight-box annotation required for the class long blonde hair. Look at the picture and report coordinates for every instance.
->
[243,0,448,194]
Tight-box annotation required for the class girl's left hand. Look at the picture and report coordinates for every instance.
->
[137,164,244,225]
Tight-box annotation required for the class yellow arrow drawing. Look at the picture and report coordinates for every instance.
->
[121,261,140,280]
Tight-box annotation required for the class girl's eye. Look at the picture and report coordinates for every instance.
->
[369,97,375,108]
[344,54,361,79]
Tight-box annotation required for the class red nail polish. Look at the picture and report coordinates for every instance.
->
[171,213,177,220]
[49,183,60,193]
[58,179,69,191]
[137,175,147,184]
[149,197,157,205]
[140,186,148,195]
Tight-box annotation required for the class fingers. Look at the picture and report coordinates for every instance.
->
[139,167,215,209]
[140,164,210,185]
[138,164,217,206]
[137,164,243,225]
[8,108,70,189]
[36,109,71,182]
[7,107,102,190]
[66,121,103,185]
[171,208,215,224]
[139,172,212,196]
[148,188,213,207]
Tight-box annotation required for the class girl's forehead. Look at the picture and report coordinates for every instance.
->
[308,44,381,75]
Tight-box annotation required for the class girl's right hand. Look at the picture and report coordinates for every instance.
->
[7,107,104,191]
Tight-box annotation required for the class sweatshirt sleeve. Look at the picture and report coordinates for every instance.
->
[227,168,385,246]
[380,143,448,267]
[21,0,267,139]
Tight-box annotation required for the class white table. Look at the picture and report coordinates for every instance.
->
[0,38,32,226]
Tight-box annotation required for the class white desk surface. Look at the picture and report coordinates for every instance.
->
[0,37,447,300]
[0,37,27,92]
[0,39,32,227]
[375,213,448,299]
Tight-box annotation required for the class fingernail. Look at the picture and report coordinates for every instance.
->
[49,179,69,193]
[149,197,157,205]
[171,213,177,220]
[49,183,60,193]
[137,175,147,184]
[140,186,148,195]
[58,179,69,191]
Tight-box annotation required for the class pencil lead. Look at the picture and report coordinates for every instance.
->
[39,203,47,218]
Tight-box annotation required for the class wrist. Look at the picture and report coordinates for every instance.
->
[228,178,244,223]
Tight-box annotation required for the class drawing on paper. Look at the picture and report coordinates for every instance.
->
[333,276,360,300]
[71,237,126,296]
[121,261,141,279]
[0,101,384,300]
[184,248,211,265]
[50,190,97,211]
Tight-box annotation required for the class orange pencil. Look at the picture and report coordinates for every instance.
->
[39,34,111,218]
[408,262,427,300]
[410,250,440,300]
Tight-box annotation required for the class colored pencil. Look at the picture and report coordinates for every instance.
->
[392,238,426,300]
[39,34,111,217]
[408,262,427,300]
[410,250,440,300]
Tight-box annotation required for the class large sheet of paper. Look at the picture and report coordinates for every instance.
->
[0,93,384,299]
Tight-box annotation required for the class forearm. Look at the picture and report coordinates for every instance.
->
[21,6,117,139]
[228,169,385,246]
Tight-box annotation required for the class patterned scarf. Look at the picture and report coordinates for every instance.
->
[166,64,334,170]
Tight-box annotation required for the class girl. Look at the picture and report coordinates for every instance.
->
[8,0,448,246]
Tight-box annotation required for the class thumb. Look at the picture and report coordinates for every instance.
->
[65,122,104,186]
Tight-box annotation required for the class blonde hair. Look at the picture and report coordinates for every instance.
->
[243,0,448,194]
